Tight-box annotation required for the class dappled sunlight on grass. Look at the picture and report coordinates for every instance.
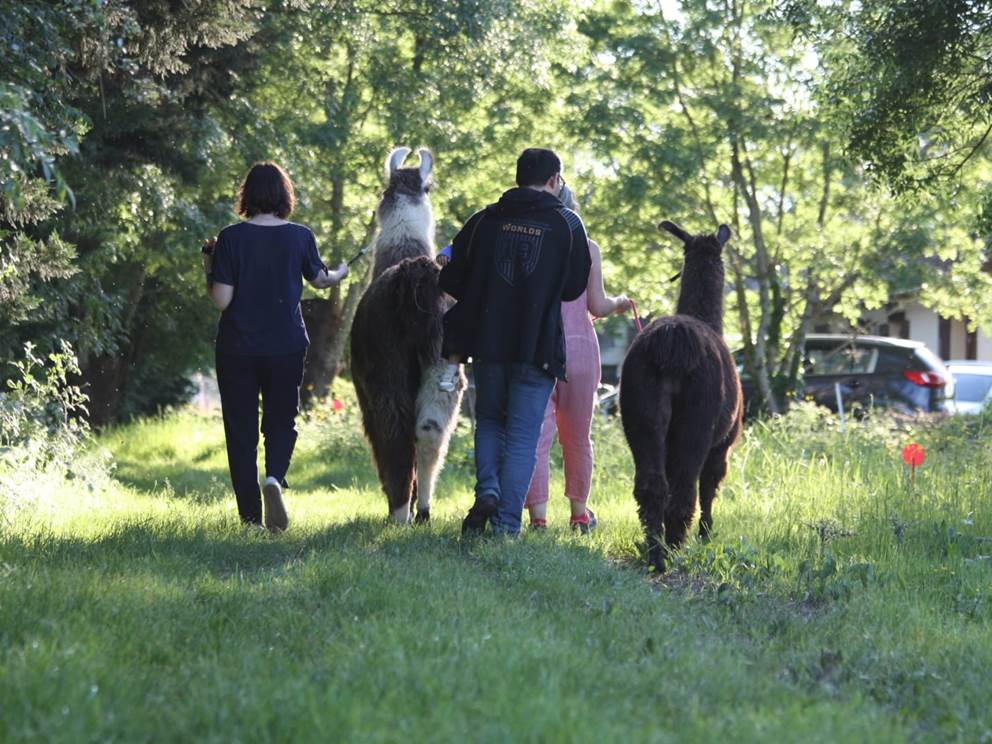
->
[105,412,232,499]
[2,403,992,740]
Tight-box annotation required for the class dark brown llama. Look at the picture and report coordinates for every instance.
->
[619,220,743,572]
[350,147,464,524]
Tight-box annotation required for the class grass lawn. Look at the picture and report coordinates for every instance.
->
[2,394,991,742]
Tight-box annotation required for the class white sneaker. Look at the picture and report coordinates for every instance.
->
[262,476,289,533]
[438,363,459,392]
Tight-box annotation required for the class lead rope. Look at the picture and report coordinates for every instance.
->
[629,298,644,335]
[345,210,379,266]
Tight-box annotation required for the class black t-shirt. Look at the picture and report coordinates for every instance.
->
[210,221,326,355]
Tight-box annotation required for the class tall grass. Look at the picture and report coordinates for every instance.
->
[1,388,990,742]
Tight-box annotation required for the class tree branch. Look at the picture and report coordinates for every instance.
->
[657,9,721,227]
[947,120,992,179]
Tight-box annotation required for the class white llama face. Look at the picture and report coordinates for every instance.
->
[382,146,434,199]
[377,147,436,246]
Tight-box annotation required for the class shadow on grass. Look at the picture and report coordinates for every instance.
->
[282,452,380,493]
[112,443,380,503]
[1,516,375,577]
[112,463,233,503]
[0,513,612,590]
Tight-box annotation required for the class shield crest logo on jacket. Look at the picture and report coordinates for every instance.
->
[495,221,546,287]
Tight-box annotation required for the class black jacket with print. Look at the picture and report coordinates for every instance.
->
[439,187,591,380]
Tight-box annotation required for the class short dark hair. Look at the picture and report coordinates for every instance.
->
[515,148,561,188]
[236,162,296,219]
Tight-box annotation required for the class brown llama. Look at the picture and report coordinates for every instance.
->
[350,147,465,523]
[619,220,743,572]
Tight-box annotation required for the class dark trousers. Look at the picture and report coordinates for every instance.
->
[215,349,306,524]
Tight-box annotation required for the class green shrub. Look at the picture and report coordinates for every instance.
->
[0,342,89,467]
[0,342,112,522]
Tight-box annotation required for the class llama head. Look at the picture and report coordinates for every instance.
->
[376,146,436,252]
[660,219,731,332]
[381,146,434,208]
[659,220,731,258]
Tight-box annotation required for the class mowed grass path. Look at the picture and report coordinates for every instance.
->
[2,402,991,742]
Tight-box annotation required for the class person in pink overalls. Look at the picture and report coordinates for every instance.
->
[525,184,632,532]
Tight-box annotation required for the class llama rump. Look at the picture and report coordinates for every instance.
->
[619,220,743,572]
[350,147,465,524]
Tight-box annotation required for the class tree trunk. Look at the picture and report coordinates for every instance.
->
[81,266,146,426]
[726,0,779,414]
[328,271,370,376]
[730,138,780,414]
[300,288,344,407]
[780,140,835,394]
[83,354,128,427]
[300,214,377,408]
[780,279,819,389]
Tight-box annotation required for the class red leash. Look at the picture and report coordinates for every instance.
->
[629,298,644,334]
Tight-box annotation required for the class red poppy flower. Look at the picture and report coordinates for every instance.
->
[901,443,926,468]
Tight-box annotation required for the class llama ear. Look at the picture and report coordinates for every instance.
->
[716,224,731,246]
[658,220,691,244]
[386,147,411,179]
[417,148,434,181]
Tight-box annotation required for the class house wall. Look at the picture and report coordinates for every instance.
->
[979,332,992,360]
[851,299,992,362]
[904,302,941,354]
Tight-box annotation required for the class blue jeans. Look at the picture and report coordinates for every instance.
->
[473,361,556,535]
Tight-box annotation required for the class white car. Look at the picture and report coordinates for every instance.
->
[947,361,992,414]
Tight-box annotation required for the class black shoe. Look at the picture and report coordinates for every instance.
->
[461,493,498,535]
[570,508,598,535]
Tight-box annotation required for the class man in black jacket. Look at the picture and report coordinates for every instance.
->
[440,148,592,536]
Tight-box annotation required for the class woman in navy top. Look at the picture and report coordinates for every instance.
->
[202,161,348,532]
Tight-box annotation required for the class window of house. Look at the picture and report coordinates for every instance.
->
[939,317,951,360]
[886,311,910,340]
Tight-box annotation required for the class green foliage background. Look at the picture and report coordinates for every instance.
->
[2,0,991,422]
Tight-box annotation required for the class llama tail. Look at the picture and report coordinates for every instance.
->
[635,317,706,376]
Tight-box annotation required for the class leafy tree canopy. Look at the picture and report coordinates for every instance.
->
[2,0,991,420]
[783,0,992,191]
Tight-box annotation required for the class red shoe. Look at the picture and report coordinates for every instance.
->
[570,509,597,535]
